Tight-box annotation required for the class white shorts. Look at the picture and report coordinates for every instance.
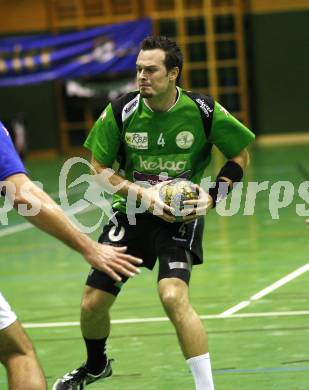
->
[0,292,17,330]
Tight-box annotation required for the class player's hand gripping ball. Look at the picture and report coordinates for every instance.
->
[159,179,199,217]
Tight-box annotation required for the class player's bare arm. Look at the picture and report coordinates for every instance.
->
[5,173,142,282]
[90,157,176,223]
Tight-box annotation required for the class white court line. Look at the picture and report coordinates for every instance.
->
[0,221,32,237]
[219,263,309,317]
[22,310,309,329]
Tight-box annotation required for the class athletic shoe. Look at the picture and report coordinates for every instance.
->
[52,360,112,390]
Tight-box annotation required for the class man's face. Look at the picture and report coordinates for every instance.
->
[136,49,176,98]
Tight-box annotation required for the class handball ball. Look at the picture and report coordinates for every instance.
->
[159,179,199,211]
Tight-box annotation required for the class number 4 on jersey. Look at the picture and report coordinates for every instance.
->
[157,133,165,147]
[179,223,187,237]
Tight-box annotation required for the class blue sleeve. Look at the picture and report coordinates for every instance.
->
[0,121,27,181]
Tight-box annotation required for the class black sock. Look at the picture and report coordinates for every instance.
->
[84,337,107,375]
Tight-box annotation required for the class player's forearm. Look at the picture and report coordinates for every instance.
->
[8,174,92,256]
[24,193,93,256]
[91,158,144,201]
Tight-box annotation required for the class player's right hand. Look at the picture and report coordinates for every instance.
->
[82,242,143,282]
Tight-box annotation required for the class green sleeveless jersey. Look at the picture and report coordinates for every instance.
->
[84,87,255,212]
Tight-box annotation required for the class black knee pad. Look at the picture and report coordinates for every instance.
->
[157,247,194,285]
[86,268,128,297]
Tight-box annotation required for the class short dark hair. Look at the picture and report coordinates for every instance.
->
[140,36,183,84]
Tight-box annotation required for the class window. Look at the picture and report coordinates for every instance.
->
[186,17,206,36]
[217,66,238,86]
[216,40,236,60]
[158,20,177,37]
[214,15,235,33]
[188,42,207,62]
[189,69,209,88]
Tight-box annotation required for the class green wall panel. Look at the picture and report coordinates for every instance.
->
[247,11,309,134]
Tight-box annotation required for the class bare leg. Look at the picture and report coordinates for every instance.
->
[52,286,116,389]
[158,277,208,358]
[0,321,46,390]
[158,278,214,389]
[80,285,116,339]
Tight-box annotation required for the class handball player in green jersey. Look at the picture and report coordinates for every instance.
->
[54,36,255,390]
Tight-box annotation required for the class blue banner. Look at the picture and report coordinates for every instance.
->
[0,18,151,87]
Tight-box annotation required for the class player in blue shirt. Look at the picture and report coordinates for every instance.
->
[0,120,142,390]
[0,121,27,178]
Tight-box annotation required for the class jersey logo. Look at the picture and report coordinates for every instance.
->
[196,98,213,118]
[138,156,187,173]
[176,131,194,149]
[122,94,140,122]
[125,132,148,149]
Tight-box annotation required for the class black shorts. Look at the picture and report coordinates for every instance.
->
[86,212,204,296]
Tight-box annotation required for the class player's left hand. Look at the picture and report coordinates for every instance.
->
[306,219,309,229]
[82,241,143,282]
[181,184,213,223]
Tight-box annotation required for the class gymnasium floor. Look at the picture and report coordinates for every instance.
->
[0,143,308,389]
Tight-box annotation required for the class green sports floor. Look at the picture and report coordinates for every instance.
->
[0,143,309,389]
